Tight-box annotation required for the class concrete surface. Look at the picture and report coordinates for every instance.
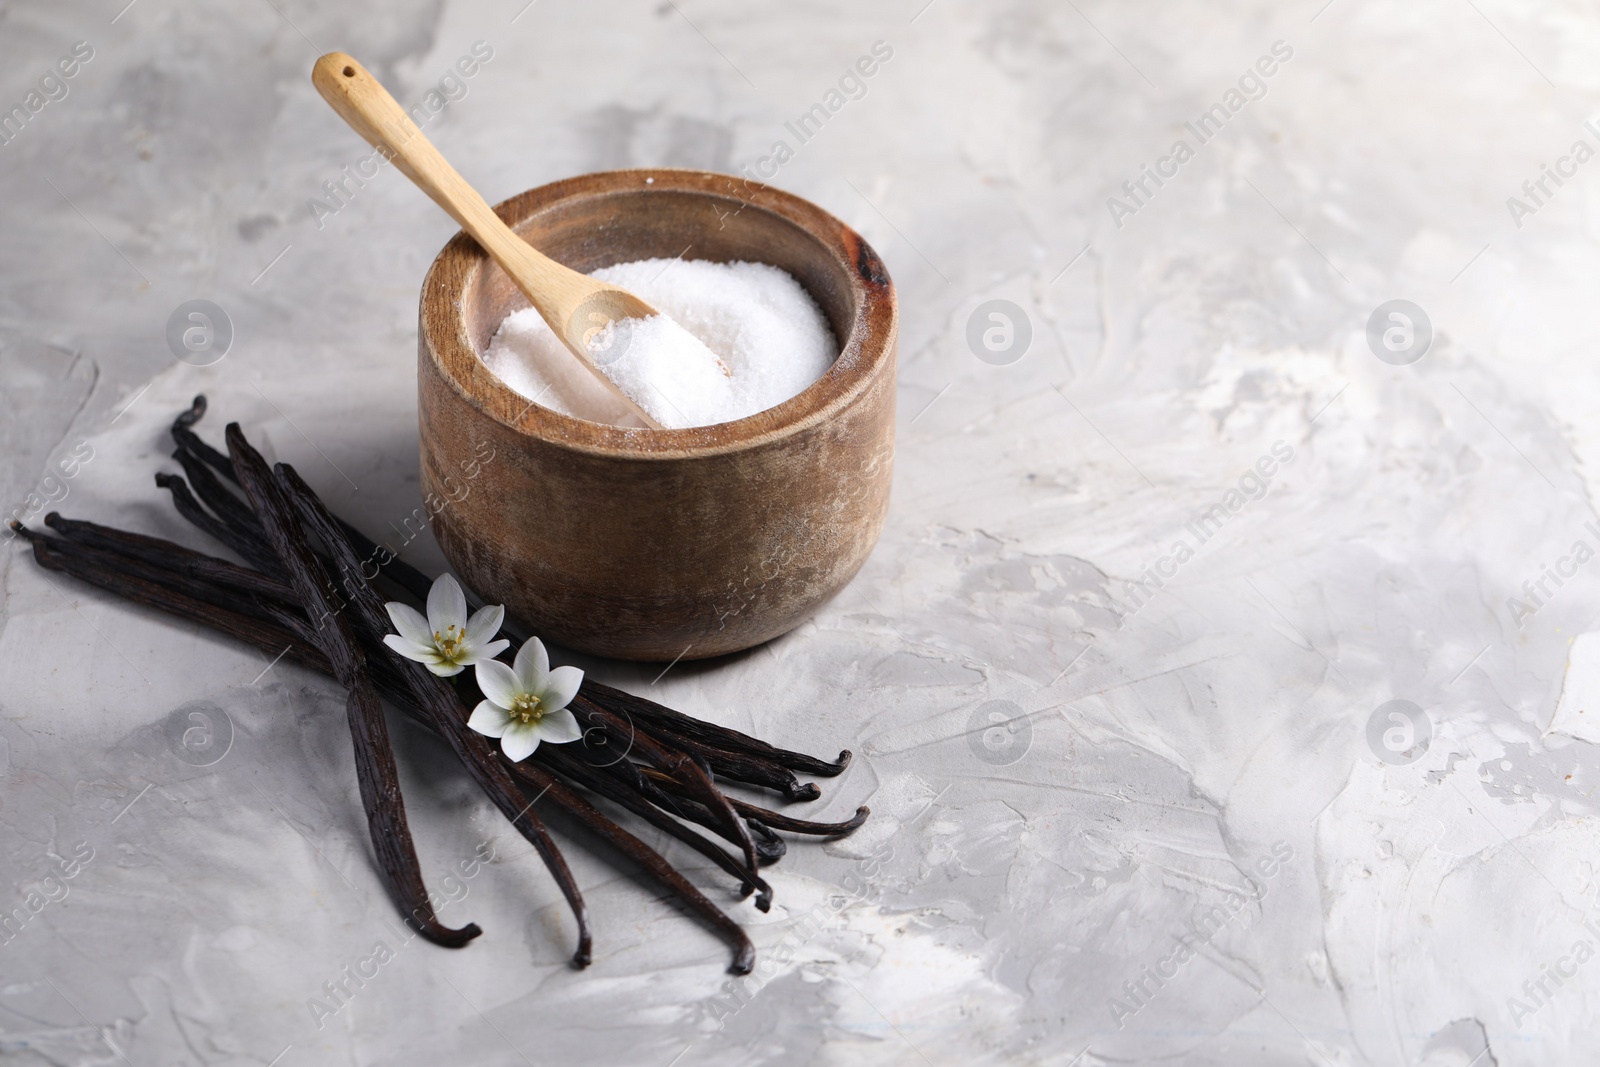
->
[2,1,1598,1064]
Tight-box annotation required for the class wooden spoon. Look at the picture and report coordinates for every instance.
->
[312,52,665,429]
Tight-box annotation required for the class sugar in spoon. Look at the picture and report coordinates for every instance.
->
[312,52,666,429]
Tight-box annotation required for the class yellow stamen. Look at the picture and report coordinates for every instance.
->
[509,693,544,726]
[433,624,468,662]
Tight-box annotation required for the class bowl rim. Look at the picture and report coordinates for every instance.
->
[419,167,897,461]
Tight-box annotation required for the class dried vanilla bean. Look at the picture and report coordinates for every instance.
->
[307,498,438,608]
[15,524,329,674]
[15,520,797,974]
[272,460,596,968]
[592,753,786,866]
[20,518,757,971]
[720,797,870,838]
[498,759,756,973]
[26,528,279,625]
[641,768,870,836]
[538,743,774,909]
[172,396,440,606]
[357,651,762,970]
[570,694,762,879]
[584,690,822,800]
[455,665,785,867]
[171,444,269,545]
[17,399,869,976]
[42,512,295,602]
[154,473,279,572]
[664,739,821,802]
[351,645,758,972]
[225,425,480,949]
[582,680,851,778]
[172,395,237,479]
[355,646,758,971]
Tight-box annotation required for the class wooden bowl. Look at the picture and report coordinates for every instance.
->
[417,169,897,662]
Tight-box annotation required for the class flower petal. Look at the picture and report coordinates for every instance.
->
[450,641,506,669]
[427,573,469,634]
[425,660,464,677]
[514,636,550,693]
[500,722,541,762]
[467,699,513,738]
[539,665,584,714]
[465,603,505,646]
[474,658,521,710]
[385,602,434,648]
[384,633,439,664]
[536,707,584,745]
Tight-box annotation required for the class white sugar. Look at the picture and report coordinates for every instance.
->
[581,313,734,428]
[480,258,837,429]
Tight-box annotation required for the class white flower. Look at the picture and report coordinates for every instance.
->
[383,574,509,677]
[467,637,584,762]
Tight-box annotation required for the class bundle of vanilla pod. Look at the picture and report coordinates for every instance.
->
[11,397,866,973]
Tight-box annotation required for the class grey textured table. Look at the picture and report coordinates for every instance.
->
[1,2,1595,1064]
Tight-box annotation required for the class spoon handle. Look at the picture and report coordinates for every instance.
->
[312,53,663,429]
